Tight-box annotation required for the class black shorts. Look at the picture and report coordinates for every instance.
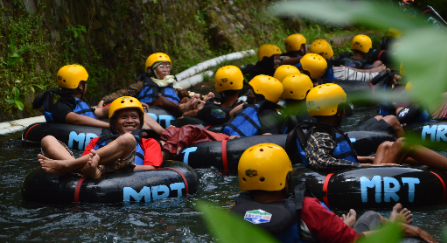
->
[355,117,394,134]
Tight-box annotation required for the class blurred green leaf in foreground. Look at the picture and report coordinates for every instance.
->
[270,0,447,111]
[197,201,403,243]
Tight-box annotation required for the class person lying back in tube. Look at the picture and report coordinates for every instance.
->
[99,52,198,117]
[32,64,164,134]
[38,97,163,179]
[230,143,436,243]
[297,83,447,171]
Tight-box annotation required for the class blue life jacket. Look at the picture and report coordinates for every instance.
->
[73,97,97,119]
[136,74,180,104]
[285,122,358,166]
[321,67,338,80]
[222,104,261,137]
[36,89,97,122]
[94,129,145,165]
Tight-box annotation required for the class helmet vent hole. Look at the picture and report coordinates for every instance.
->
[260,148,264,152]
[130,100,133,102]
[220,84,222,86]
[260,177,265,182]
[290,91,293,94]
[230,82,233,85]
[267,146,273,148]
[63,80,66,82]
[242,177,246,182]
[249,148,253,152]
[121,101,124,103]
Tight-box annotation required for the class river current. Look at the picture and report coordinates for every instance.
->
[0,107,446,242]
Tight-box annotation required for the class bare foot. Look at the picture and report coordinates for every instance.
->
[38,154,71,175]
[342,209,357,228]
[389,203,413,224]
[80,152,101,179]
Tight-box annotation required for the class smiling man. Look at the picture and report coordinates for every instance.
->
[38,96,163,179]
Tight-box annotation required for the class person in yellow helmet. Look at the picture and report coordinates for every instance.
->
[31,64,112,128]
[100,52,197,117]
[281,34,308,66]
[195,65,245,125]
[297,83,447,172]
[230,143,433,243]
[38,97,164,178]
[222,75,285,136]
[280,73,314,132]
[244,44,282,80]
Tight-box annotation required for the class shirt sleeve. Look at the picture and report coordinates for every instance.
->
[101,81,144,104]
[305,132,359,170]
[51,99,75,123]
[301,197,359,243]
[141,138,164,167]
[81,137,100,156]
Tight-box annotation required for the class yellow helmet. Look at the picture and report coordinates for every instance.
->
[215,65,244,93]
[387,28,402,38]
[257,44,282,61]
[273,65,300,83]
[108,96,145,125]
[145,52,172,71]
[56,64,88,89]
[405,82,413,93]
[249,75,284,103]
[238,143,292,191]
[285,34,307,52]
[400,63,406,76]
[282,74,313,101]
[300,53,327,79]
[350,34,372,53]
[306,83,347,117]
[309,39,334,60]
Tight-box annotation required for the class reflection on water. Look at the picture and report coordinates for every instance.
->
[0,106,446,242]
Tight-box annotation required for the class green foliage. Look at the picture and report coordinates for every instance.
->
[196,201,279,243]
[357,223,402,243]
[4,86,24,111]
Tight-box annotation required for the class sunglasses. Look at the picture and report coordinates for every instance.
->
[158,64,172,70]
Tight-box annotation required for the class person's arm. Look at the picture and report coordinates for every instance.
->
[305,133,360,170]
[65,112,110,128]
[281,57,302,65]
[101,81,144,104]
[94,105,110,119]
[229,103,245,118]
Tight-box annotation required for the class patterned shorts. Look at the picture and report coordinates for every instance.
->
[98,149,136,175]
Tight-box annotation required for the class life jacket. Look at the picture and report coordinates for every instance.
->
[222,104,261,137]
[285,122,358,166]
[136,73,180,104]
[94,129,145,165]
[230,183,321,243]
[33,89,97,122]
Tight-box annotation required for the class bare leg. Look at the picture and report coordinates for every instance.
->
[389,203,413,224]
[40,135,74,160]
[39,133,137,175]
[143,113,165,134]
[373,138,408,165]
[382,115,405,137]
[407,144,447,171]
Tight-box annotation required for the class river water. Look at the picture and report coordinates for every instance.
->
[0,106,446,242]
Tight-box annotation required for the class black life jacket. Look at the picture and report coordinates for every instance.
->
[285,122,358,165]
[230,183,310,243]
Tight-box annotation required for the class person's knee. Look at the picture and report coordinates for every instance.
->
[395,137,407,149]
[118,133,137,147]
[41,135,57,147]
[379,141,394,149]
